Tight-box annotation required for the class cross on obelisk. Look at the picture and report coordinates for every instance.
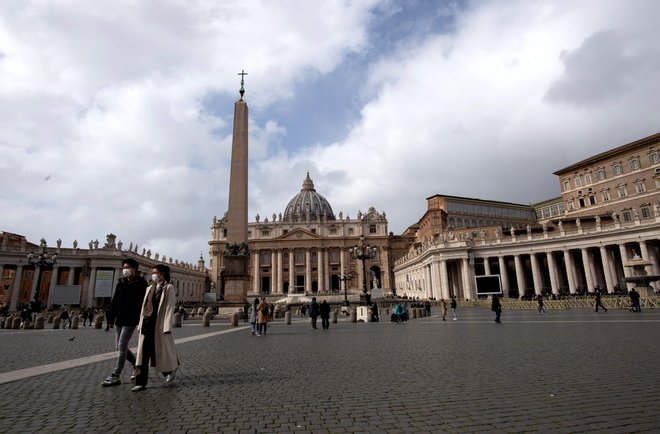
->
[222,71,250,303]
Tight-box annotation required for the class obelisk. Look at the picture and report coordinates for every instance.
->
[222,70,251,303]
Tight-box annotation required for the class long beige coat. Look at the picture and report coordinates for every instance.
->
[136,282,179,373]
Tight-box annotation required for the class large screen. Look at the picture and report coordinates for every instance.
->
[475,275,502,295]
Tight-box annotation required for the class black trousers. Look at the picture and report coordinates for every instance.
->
[321,317,329,329]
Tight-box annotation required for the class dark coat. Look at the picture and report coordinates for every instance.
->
[107,276,148,327]
[491,296,502,312]
[319,301,331,319]
[309,300,320,317]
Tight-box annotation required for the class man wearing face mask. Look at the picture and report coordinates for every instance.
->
[101,258,148,387]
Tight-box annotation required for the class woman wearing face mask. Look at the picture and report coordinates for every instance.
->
[132,264,180,391]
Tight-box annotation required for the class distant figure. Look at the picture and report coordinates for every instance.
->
[424,300,431,316]
[243,302,249,324]
[60,309,70,329]
[491,295,502,323]
[319,300,331,329]
[629,288,641,312]
[450,296,458,320]
[309,297,320,329]
[536,294,546,314]
[370,301,379,322]
[250,298,260,336]
[440,299,447,321]
[258,298,269,336]
[594,289,608,312]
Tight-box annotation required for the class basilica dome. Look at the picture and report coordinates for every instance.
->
[283,173,336,222]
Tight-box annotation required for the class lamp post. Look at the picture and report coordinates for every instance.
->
[339,272,352,306]
[349,235,377,305]
[26,239,57,312]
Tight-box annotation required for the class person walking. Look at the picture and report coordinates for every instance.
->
[257,298,269,336]
[250,298,260,335]
[629,288,641,312]
[450,296,458,320]
[440,299,447,321]
[243,302,249,324]
[308,297,320,329]
[102,258,148,387]
[59,308,70,329]
[319,300,331,329]
[491,295,502,323]
[536,294,546,314]
[594,289,608,312]
[132,264,179,392]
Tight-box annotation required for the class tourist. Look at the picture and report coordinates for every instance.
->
[319,299,330,329]
[250,298,260,335]
[629,288,641,312]
[594,289,608,312]
[424,300,431,316]
[257,297,269,336]
[59,308,70,329]
[450,296,458,320]
[440,299,447,321]
[491,295,502,323]
[102,258,148,387]
[308,297,320,329]
[243,302,249,323]
[371,301,379,322]
[132,264,179,392]
[536,294,546,314]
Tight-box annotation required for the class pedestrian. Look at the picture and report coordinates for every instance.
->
[102,258,148,387]
[60,308,70,329]
[319,299,331,329]
[243,302,249,323]
[536,294,546,314]
[629,288,641,312]
[594,289,608,312]
[450,296,458,320]
[371,301,379,322]
[424,300,431,316]
[250,297,260,335]
[491,294,502,323]
[132,264,180,392]
[257,297,269,336]
[440,299,447,321]
[309,297,320,329]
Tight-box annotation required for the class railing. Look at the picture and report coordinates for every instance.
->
[470,296,660,310]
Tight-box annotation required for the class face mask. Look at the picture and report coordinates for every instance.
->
[122,268,133,278]
[152,273,159,282]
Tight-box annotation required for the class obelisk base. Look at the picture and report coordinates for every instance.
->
[222,256,250,303]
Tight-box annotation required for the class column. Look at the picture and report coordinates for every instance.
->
[530,253,542,295]
[9,265,23,311]
[47,266,59,308]
[270,251,277,294]
[641,241,660,290]
[66,267,75,285]
[381,247,391,289]
[599,246,615,294]
[563,250,577,294]
[253,251,260,293]
[483,257,491,275]
[84,267,97,307]
[546,252,559,295]
[498,256,510,298]
[618,244,633,291]
[305,249,312,293]
[430,261,440,300]
[514,255,525,298]
[580,248,595,293]
[277,250,283,294]
[440,260,450,300]
[461,257,472,300]
[339,248,346,292]
[317,249,324,292]
[289,249,295,293]
[323,249,329,292]
[425,265,433,299]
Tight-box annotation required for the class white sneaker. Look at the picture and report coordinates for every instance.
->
[165,369,177,384]
[131,385,145,392]
[453,318,457,320]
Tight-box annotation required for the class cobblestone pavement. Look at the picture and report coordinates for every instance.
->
[1,308,660,433]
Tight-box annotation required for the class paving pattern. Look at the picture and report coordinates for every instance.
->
[1,308,659,433]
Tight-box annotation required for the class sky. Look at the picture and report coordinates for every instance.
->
[2,0,659,265]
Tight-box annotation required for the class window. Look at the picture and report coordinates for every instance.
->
[369,224,376,234]
[283,229,288,235]
[222,229,227,237]
[589,196,596,205]
[295,251,304,265]
[655,176,660,189]
[329,228,337,235]
[574,176,582,187]
[613,163,623,175]
[311,228,316,234]
[563,180,570,191]
[617,185,628,198]
[641,207,652,219]
[601,190,610,202]
[595,169,606,181]
[630,159,641,170]
[330,250,339,264]
[635,181,646,193]
[261,252,271,266]
[262,229,270,236]
[567,200,574,211]
[622,211,632,222]
[584,173,592,184]
[348,228,354,235]
[650,152,660,165]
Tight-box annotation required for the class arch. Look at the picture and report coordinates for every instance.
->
[369,266,382,289]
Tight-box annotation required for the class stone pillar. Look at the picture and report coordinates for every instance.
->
[270,250,277,294]
[638,241,658,290]
[323,249,329,292]
[66,267,75,285]
[277,250,283,294]
[426,265,433,299]
[530,253,542,295]
[381,247,391,289]
[546,251,559,295]
[563,250,577,294]
[461,257,472,300]
[483,257,491,275]
[642,241,660,291]
[84,267,97,308]
[289,249,295,293]
[305,249,311,293]
[580,248,595,293]
[440,260,450,300]
[9,265,23,311]
[498,256,510,298]
[618,244,633,291]
[430,261,440,300]
[317,248,324,293]
[253,251,260,293]
[599,246,615,294]
[514,255,526,298]
[47,266,59,308]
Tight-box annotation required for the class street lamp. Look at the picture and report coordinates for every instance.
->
[26,238,58,312]
[349,235,377,305]
[339,272,352,306]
